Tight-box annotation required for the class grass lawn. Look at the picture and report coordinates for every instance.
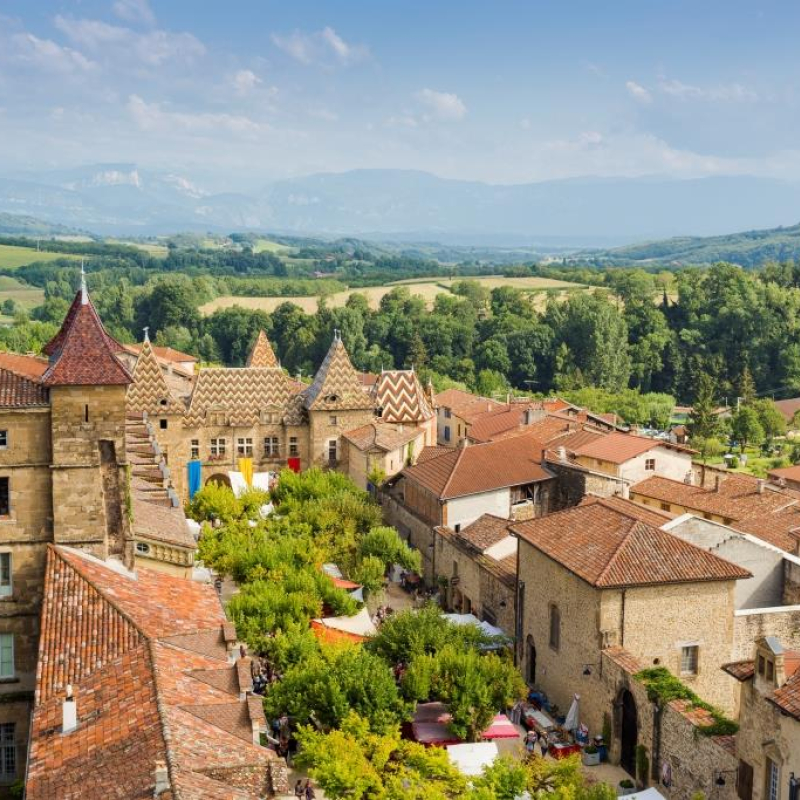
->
[253,238,293,254]
[707,442,793,478]
[0,244,81,269]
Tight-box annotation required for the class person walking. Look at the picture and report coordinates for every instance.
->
[305,779,316,799]
[525,729,537,754]
[294,779,304,799]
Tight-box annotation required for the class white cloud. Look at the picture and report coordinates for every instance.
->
[415,88,467,120]
[271,27,367,66]
[12,33,95,72]
[626,80,652,104]
[113,0,156,26]
[232,69,261,95]
[659,78,758,102]
[54,15,205,65]
[127,94,267,136]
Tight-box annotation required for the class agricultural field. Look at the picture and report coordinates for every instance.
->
[0,243,81,269]
[107,239,170,258]
[199,275,584,316]
[0,276,45,323]
[252,238,293,254]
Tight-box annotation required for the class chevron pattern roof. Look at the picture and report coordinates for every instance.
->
[304,337,375,412]
[184,367,300,426]
[246,329,279,368]
[126,339,185,415]
[373,369,433,423]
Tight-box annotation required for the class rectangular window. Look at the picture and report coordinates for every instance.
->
[660,502,671,512]
[0,723,15,781]
[645,458,656,471]
[0,554,10,597]
[766,659,774,682]
[159,418,168,430]
[289,437,299,457]
[765,758,779,800]
[758,655,765,676]
[328,440,338,464]
[329,415,338,426]
[444,409,452,419]
[190,440,199,460]
[210,438,226,457]
[0,431,6,449]
[737,760,754,800]
[444,426,451,442]
[0,634,13,679]
[264,437,280,457]
[0,478,8,517]
[549,606,561,651]
[680,645,699,675]
[237,438,253,457]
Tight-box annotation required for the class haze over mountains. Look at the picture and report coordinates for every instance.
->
[1,164,800,245]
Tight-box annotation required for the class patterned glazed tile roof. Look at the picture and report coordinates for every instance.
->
[511,497,751,588]
[42,290,132,386]
[631,474,800,552]
[0,367,49,407]
[342,421,422,452]
[402,431,553,500]
[0,351,48,379]
[27,546,281,800]
[185,366,301,426]
[246,330,279,368]
[304,336,375,412]
[373,370,433,423]
[126,338,186,415]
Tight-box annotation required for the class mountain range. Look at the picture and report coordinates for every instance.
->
[2,164,800,244]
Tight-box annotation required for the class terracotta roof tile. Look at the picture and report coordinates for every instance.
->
[402,431,552,499]
[631,474,800,552]
[774,397,800,423]
[721,660,755,682]
[512,497,751,588]
[304,337,375,412]
[416,445,452,464]
[434,388,498,418]
[27,547,283,800]
[0,367,49,407]
[373,370,433,423]
[767,465,800,483]
[603,646,644,674]
[42,290,132,386]
[455,514,514,551]
[771,665,800,719]
[126,338,185,415]
[434,525,517,587]
[246,330,279,368]
[0,351,48,379]
[185,367,301,427]
[573,432,687,464]
[342,421,422,452]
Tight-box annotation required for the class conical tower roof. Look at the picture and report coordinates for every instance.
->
[42,286,131,387]
[304,334,375,412]
[126,338,184,415]
[246,330,278,368]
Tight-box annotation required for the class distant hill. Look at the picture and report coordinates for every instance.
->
[0,212,87,238]
[3,164,800,242]
[579,222,800,268]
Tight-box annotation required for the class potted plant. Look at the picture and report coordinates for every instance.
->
[582,744,600,766]
[618,779,636,796]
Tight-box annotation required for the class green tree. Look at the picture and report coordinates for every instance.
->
[688,373,719,442]
[731,406,764,452]
[752,399,787,444]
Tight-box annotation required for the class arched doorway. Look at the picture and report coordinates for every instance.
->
[526,635,537,684]
[206,473,231,488]
[620,690,638,776]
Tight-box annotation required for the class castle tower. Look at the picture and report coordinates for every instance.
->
[246,329,279,368]
[304,331,376,467]
[41,275,132,560]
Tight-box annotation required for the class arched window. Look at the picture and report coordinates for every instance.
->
[549,604,560,651]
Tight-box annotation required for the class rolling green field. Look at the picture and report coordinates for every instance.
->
[253,238,293,254]
[0,276,45,323]
[0,243,81,269]
[107,239,170,258]
[199,275,585,316]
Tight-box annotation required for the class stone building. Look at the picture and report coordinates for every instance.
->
[0,280,197,792]
[511,496,751,728]
[723,638,800,800]
[25,545,288,798]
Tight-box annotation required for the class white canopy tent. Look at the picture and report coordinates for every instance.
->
[312,606,377,638]
[446,742,499,776]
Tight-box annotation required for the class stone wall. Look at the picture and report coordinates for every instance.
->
[732,607,800,660]
[545,461,623,510]
[784,560,800,605]
[308,409,375,469]
[380,493,436,581]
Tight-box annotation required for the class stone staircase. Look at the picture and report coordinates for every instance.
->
[125,414,179,509]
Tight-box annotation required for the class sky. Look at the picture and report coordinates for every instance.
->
[1,0,800,190]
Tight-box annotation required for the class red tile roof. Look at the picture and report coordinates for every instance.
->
[511,497,751,589]
[454,514,514,551]
[342,421,422,452]
[402,431,553,500]
[0,351,48,379]
[631,474,800,552]
[770,662,800,719]
[124,342,197,363]
[0,368,49,407]
[573,431,690,464]
[774,397,800,424]
[721,660,755,682]
[767,465,800,483]
[42,291,132,386]
[27,546,283,799]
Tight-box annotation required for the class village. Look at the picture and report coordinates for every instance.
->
[0,274,796,799]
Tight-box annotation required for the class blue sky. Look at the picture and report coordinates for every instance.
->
[1,0,799,189]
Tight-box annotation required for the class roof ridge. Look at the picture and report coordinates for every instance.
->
[440,445,470,499]
[595,516,644,585]
[146,639,180,799]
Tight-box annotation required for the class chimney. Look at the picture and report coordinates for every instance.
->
[63,685,77,734]
[153,761,170,797]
